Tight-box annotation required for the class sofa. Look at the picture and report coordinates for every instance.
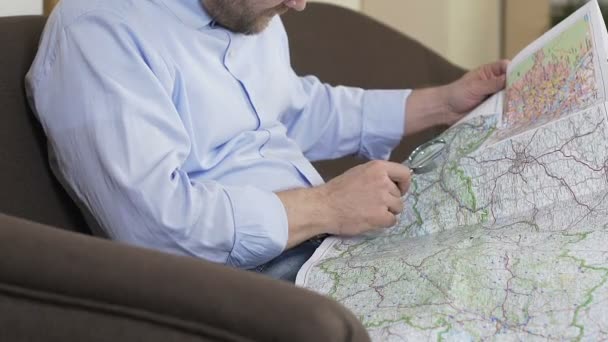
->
[0,3,465,341]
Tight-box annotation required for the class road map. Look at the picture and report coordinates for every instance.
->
[493,12,600,144]
[296,1,608,340]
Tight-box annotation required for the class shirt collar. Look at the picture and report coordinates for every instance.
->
[160,0,213,29]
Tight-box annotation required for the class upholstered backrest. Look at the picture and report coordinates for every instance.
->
[0,16,89,233]
[282,3,466,179]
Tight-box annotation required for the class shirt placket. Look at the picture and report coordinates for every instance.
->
[222,32,272,157]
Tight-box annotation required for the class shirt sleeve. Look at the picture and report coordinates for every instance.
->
[26,11,287,269]
[276,20,411,162]
[284,75,411,162]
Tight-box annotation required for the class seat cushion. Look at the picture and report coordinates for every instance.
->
[0,213,370,342]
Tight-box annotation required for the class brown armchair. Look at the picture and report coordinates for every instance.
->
[0,4,464,341]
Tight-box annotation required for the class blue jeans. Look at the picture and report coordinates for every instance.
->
[254,239,323,283]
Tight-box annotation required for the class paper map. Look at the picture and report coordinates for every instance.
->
[296,1,608,340]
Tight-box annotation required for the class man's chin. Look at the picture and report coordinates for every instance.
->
[243,16,276,35]
[222,4,289,35]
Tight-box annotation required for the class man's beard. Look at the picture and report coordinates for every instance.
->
[203,0,289,35]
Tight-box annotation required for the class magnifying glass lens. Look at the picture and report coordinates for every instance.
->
[404,139,447,174]
[410,141,446,168]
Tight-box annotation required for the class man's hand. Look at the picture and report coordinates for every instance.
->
[404,60,509,136]
[277,161,412,248]
[444,59,509,122]
[320,160,411,235]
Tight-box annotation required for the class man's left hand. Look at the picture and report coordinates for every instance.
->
[445,59,509,118]
[404,60,509,136]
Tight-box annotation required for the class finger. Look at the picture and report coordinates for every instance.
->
[387,197,404,215]
[384,162,412,195]
[380,211,398,228]
[394,178,411,196]
[494,74,507,92]
[486,59,509,77]
[473,74,506,96]
[387,180,401,198]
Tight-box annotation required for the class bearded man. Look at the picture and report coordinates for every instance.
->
[27,0,507,282]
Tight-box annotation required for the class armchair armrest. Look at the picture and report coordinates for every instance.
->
[0,214,369,342]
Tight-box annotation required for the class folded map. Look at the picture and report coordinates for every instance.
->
[297,1,608,340]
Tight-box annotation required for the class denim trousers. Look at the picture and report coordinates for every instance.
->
[254,238,324,283]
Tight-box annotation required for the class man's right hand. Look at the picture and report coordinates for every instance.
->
[319,160,411,236]
[278,160,412,249]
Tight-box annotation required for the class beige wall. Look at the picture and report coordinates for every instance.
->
[504,0,551,59]
[365,1,450,57]
[311,0,361,11]
[362,0,501,69]
[446,0,502,68]
[360,0,550,68]
[0,0,42,16]
[44,0,60,15]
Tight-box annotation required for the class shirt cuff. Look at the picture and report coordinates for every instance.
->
[359,89,411,160]
[223,186,289,269]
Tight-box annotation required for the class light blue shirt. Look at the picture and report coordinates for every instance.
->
[26,0,410,269]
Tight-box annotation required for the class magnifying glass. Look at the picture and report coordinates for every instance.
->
[403,138,447,174]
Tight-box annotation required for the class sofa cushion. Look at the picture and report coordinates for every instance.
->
[0,16,89,233]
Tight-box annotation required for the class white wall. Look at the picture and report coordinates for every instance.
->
[0,0,42,16]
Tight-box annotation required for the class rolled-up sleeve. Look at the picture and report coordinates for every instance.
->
[223,187,288,269]
[26,12,287,269]
[360,89,411,160]
[283,74,410,162]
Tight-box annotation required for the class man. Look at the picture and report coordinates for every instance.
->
[26,0,507,282]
